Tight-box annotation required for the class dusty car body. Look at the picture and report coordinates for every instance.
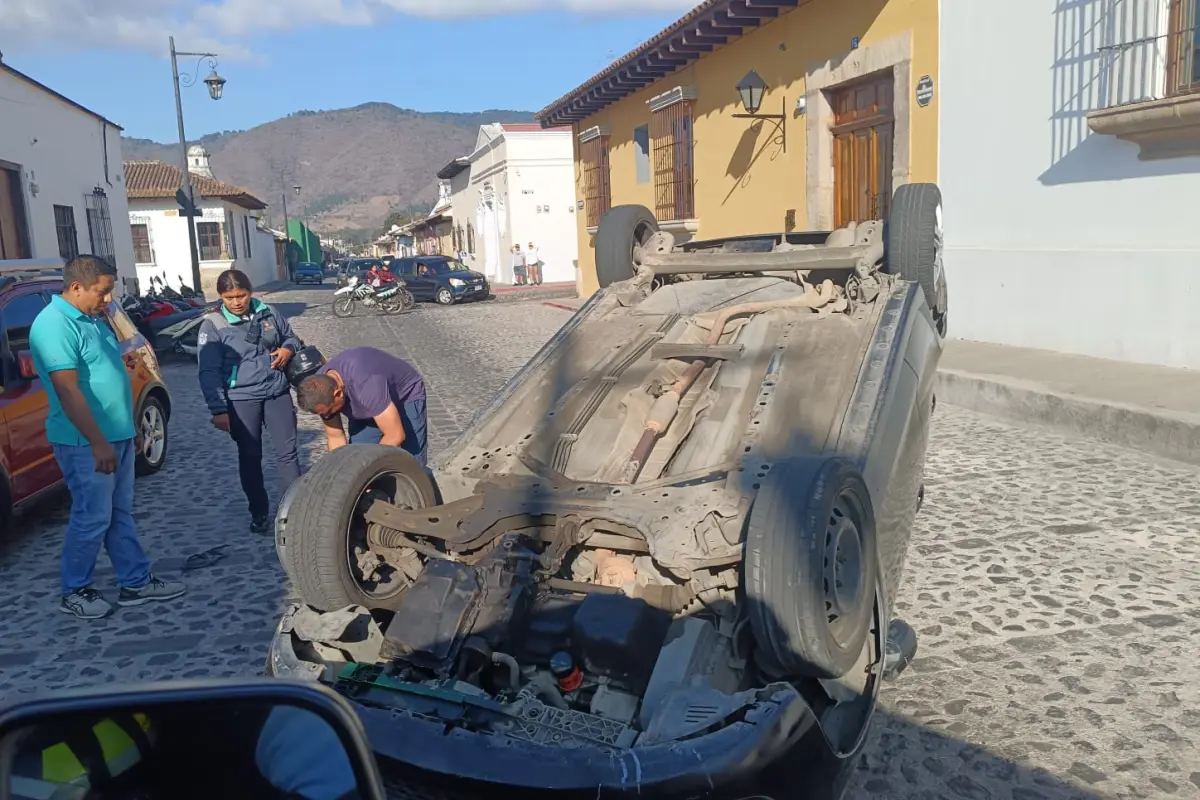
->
[267,183,948,799]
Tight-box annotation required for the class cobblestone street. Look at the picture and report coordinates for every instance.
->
[0,285,1196,799]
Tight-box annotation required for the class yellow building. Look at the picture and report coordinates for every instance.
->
[537,0,939,296]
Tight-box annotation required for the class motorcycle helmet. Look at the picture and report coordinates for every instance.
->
[286,345,326,387]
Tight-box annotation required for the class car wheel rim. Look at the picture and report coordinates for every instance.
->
[629,221,655,272]
[823,489,866,648]
[346,470,426,601]
[141,405,166,464]
[438,290,452,304]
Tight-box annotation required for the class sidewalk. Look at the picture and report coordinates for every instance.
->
[937,340,1200,466]
[540,297,1200,465]
[489,281,577,303]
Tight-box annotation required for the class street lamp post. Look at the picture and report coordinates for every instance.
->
[169,35,226,298]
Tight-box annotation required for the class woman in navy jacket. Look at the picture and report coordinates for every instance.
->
[198,270,304,533]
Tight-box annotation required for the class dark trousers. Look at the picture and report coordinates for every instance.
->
[347,399,429,466]
[229,393,302,519]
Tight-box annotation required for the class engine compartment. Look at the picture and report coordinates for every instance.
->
[290,529,764,749]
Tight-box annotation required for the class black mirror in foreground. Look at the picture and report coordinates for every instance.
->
[0,679,385,800]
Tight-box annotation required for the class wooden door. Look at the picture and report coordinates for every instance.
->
[831,73,895,227]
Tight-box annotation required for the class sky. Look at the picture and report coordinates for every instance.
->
[0,0,696,142]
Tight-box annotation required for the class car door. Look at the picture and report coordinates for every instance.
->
[0,290,59,502]
[393,259,431,300]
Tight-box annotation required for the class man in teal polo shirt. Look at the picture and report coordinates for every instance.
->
[29,255,186,620]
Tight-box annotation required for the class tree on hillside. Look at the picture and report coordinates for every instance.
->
[377,203,429,237]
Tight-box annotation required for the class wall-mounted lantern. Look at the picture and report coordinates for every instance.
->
[733,69,787,152]
[736,69,768,115]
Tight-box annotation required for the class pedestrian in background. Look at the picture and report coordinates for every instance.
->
[511,244,527,286]
[526,241,542,286]
[295,347,429,466]
[198,269,304,534]
[29,254,186,619]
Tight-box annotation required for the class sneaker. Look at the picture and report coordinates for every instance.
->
[61,587,114,620]
[250,516,270,535]
[117,576,187,607]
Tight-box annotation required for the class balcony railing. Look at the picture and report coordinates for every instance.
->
[1098,24,1200,109]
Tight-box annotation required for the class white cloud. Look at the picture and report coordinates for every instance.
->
[0,0,697,57]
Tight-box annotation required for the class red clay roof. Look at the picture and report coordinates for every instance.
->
[537,0,798,126]
[124,160,267,211]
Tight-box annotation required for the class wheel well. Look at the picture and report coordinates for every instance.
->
[143,384,172,421]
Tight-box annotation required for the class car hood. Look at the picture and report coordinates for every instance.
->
[444,270,486,281]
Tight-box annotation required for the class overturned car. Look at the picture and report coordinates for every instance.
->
[267,183,948,799]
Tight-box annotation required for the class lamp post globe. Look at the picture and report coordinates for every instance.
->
[203,69,226,100]
[736,69,768,116]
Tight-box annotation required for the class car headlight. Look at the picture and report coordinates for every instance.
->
[448,278,465,288]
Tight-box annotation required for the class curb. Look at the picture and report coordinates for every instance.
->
[542,301,582,312]
[935,369,1200,467]
[489,281,575,295]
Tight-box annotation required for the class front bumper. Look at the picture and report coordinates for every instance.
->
[266,612,855,799]
[451,281,490,301]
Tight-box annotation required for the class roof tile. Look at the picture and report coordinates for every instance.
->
[123,160,267,211]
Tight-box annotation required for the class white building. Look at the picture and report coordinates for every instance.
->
[0,60,136,288]
[940,0,1200,369]
[124,152,282,297]
[438,123,579,285]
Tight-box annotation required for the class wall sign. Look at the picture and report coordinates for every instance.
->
[916,75,934,107]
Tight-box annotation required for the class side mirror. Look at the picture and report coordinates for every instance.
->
[0,679,385,800]
[15,351,36,381]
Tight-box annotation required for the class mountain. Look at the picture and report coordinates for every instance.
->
[120,103,538,237]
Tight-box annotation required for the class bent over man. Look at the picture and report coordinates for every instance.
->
[295,347,428,465]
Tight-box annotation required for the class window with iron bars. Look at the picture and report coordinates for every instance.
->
[1168,0,1200,94]
[580,135,612,228]
[466,222,476,254]
[1099,0,1200,107]
[53,205,79,261]
[84,188,115,266]
[650,101,696,222]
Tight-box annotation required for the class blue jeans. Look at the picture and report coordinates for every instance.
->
[347,399,428,466]
[53,439,152,596]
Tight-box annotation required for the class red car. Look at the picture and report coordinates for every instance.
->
[0,271,172,536]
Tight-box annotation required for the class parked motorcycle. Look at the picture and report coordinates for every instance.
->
[151,275,202,309]
[122,294,208,356]
[331,276,414,318]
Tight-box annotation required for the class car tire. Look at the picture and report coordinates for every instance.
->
[744,456,878,680]
[886,182,947,337]
[595,205,660,288]
[134,395,169,476]
[280,445,439,612]
[435,287,454,305]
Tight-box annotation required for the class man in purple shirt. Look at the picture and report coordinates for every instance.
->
[295,347,429,465]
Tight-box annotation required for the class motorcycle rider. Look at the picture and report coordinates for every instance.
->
[364,263,396,289]
[197,270,305,534]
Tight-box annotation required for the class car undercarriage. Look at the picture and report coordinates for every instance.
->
[268,184,947,798]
